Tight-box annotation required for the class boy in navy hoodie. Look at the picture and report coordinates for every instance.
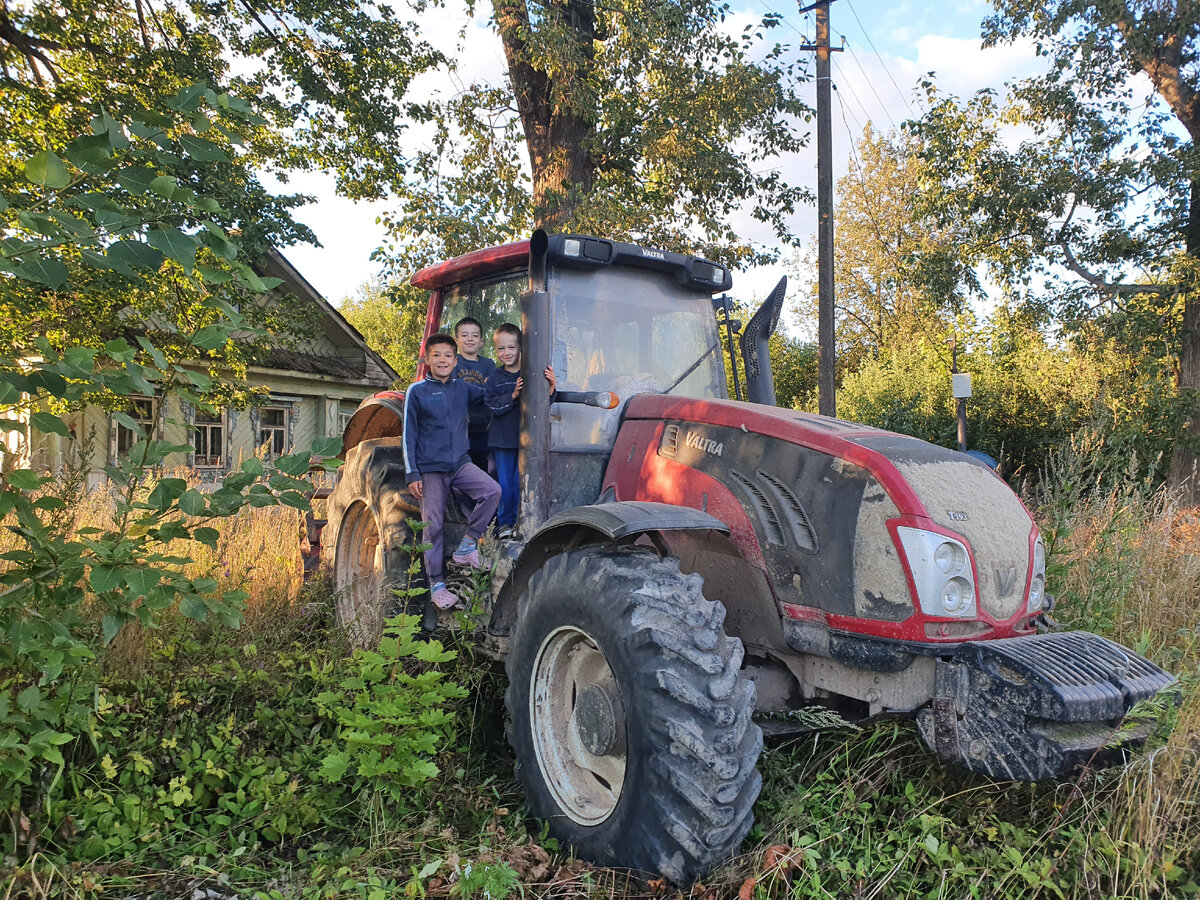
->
[484,323,556,539]
[404,333,501,610]
[453,317,496,472]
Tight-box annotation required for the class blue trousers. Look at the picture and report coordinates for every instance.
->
[493,448,518,527]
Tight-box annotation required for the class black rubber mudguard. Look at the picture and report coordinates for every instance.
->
[917,631,1177,781]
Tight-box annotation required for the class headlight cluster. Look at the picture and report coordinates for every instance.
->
[1027,537,1046,612]
[896,527,978,618]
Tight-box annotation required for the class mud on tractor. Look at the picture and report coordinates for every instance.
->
[320,230,1175,882]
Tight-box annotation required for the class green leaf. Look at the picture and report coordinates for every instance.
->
[274,452,312,476]
[108,240,164,272]
[192,324,229,350]
[65,132,114,167]
[241,457,265,476]
[147,226,197,271]
[116,167,158,195]
[13,257,69,289]
[25,151,72,189]
[311,436,343,457]
[179,134,229,162]
[278,490,309,509]
[6,470,44,490]
[30,412,70,437]
[169,82,207,112]
[197,264,234,284]
[180,595,208,620]
[64,346,98,371]
[318,751,350,782]
[179,489,207,516]
[81,248,133,276]
[184,369,212,390]
[16,684,42,711]
[201,229,238,260]
[125,567,163,596]
[146,477,187,510]
[89,565,122,594]
[149,175,178,199]
[193,526,220,548]
[102,613,124,644]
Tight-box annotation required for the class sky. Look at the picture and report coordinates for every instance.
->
[265,0,1045,307]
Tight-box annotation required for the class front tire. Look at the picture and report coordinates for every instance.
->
[505,546,762,882]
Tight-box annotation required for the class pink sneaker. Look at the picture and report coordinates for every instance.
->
[451,546,489,571]
[431,583,458,610]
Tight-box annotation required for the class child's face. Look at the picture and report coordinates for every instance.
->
[493,331,521,369]
[455,324,483,358]
[426,342,458,380]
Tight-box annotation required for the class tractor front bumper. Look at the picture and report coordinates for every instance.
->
[916,630,1177,781]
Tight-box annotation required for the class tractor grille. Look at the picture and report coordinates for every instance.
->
[963,630,1176,722]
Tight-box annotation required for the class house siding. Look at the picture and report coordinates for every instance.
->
[21,249,400,486]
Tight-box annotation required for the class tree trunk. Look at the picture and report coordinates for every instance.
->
[1169,176,1200,503]
[493,0,596,231]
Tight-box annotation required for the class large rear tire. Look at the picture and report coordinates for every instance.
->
[505,545,762,882]
[321,438,427,644]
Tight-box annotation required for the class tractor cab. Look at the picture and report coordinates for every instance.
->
[409,232,739,519]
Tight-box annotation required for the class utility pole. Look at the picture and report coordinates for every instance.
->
[799,0,841,417]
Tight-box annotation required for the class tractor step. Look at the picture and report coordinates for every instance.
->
[918,631,1177,781]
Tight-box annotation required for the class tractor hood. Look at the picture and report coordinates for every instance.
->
[618,394,1038,638]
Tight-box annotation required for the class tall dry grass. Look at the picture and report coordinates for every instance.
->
[1035,477,1200,898]
[2,467,309,675]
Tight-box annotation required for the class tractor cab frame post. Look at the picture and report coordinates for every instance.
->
[520,230,553,535]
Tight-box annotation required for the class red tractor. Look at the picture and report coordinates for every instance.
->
[321,231,1174,882]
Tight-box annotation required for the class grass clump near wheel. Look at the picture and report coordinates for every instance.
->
[505,545,762,882]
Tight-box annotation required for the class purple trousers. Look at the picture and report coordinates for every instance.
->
[417,462,500,582]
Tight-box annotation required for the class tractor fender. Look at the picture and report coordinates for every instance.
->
[490,501,730,638]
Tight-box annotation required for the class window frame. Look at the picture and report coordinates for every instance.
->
[191,407,227,469]
[256,404,291,462]
[110,395,159,462]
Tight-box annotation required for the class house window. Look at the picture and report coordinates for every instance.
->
[258,406,289,460]
[193,409,225,468]
[114,397,156,458]
[338,402,357,436]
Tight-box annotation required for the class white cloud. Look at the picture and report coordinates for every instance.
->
[915,34,1040,92]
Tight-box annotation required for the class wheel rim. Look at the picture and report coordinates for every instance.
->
[333,500,382,628]
[530,626,627,826]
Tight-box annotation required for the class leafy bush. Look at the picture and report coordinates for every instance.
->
[836,306,1184,483]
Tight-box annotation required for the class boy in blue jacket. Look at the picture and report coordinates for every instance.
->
[404,333,501,610]
[484,323,556,539]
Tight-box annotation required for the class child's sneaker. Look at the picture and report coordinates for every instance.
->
[451,545,489,570]
[431,582,458,610]
[497,525,514,540]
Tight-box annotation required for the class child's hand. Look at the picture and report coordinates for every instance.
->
[544,366,557,392]
[410,479,423,500]
[512,376,524,399]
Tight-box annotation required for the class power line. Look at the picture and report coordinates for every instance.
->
[832,56,873,131]
[841,41,899,130]
[844,0,919,118]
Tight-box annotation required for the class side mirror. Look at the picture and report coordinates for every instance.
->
[553,390,619,409]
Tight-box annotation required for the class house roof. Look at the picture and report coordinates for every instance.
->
[256,249,400,389]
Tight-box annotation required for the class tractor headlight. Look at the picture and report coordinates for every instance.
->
[1028,536,1047,612]
[896,527,978,619]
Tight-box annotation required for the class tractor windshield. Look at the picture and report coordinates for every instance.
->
[550,265,727,449]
